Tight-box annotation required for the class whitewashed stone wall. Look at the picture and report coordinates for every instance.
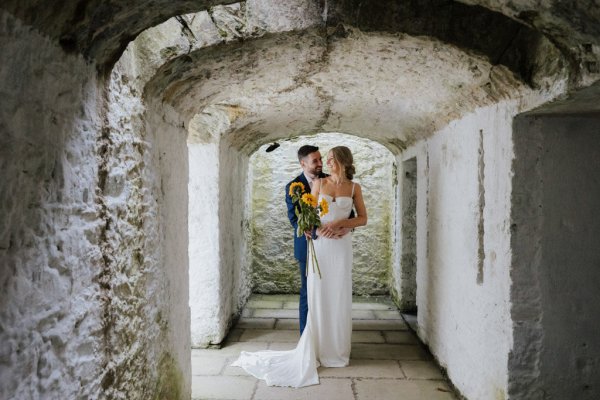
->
[187,108,253,347]
[0,10,106,399]
[249,133,395,295]
[398,90,564,399]
[0,8,193,399]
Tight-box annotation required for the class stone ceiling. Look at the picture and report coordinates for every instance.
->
[1,0,599,78]
[147,26,551,153]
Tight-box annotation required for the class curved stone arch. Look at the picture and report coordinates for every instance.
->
[3,0,597,84]
[146,27,567,155]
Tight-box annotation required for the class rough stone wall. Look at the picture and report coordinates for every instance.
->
[144,100,191,398]
[398,158,418,311]
[249,133,395,295]
[510,93,600,399]
[0,9,192,399]
[0,11,106,399]
[399,94,558,399]
[404,104,517,400]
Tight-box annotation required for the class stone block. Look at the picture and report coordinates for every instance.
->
[268,342,297,351]
[191,376,256,400]
[239,329,300,343]
[352,331,386,343]
[373,310,403,320]
[283,301,300,309]
[353,319,408,331]
[382,331,419,344]
[352,302,396,310]
[247,299,284,309]
[355,379,456,400]
[274,319,300,330]
[400,361,445,380]
[191,354,228,376]
[236,318,276,329]
[319,359,404,378]
[352,310,376,319]
[254,378,354,400]
[193,342,268,357]
[253,308,298,319]
[351,343,429,360]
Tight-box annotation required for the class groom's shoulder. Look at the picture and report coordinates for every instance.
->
[287,174,304,186]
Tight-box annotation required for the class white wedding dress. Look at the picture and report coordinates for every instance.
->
[232,189,354,387]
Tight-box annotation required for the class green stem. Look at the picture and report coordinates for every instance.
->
[309,239,322,279]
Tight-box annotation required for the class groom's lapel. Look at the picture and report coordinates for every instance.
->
[298,173,309,190]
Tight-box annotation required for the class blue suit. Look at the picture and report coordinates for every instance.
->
[285,173,315,334]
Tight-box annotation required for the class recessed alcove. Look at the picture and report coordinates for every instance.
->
[248,132,396,297]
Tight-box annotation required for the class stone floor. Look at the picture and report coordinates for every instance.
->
[191,294,458,400]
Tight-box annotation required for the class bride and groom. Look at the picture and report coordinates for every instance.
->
[232,145,368,387]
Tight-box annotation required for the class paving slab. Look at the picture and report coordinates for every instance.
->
[283,301,300,309]
[222,357,254,377]
[241,308,253,318]
[352,302,396,311]
[351,331,386,343]
[400,361,445,380]
[382,331,420,344]
[373,310,403,320]
[224,328,244,343]
[191,375,256,400]
[239,329,300,343]
[402,313,418,331]
[351,343,430,360]
[254,378,354,400]
[236,317,276,329]
[247,299,284,309]
[254,308,299,319]
[354,378,456,400]
[275,319,300,330]
[352,319,408,331]
[352,310,377,319]
[319,359,404,378]
[268,342,297,351]
[191,354,228,376]
[194,342,268,357]
[252,294,299,302]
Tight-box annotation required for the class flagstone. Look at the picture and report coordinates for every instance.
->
[254,378,354,400]
[354,378,456,400]
[191,376,256,400]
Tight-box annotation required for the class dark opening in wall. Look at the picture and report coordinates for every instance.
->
[400,157,417,312]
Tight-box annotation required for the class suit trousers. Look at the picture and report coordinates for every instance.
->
[298,259,308,334]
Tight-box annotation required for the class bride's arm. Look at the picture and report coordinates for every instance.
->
[311,178,321,197]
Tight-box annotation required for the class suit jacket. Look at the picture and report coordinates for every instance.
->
[285,172,354,262]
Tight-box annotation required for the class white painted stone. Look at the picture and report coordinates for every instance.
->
[397,93,563,400]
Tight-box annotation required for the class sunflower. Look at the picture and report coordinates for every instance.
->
[301,193,318,208]
[289,181,305,196]
[319,198,329,216]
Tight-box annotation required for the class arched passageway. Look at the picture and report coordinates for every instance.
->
[1,1,600,399]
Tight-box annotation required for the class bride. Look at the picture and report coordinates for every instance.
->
[232,146,368,387]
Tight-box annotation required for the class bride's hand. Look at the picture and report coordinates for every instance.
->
[319,223,338,238]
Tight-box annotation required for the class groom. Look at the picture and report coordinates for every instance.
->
[285,145,324,334]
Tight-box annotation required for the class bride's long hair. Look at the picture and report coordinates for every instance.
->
[330,146,355,180]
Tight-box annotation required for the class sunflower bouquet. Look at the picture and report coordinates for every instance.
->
[288,181,329,278]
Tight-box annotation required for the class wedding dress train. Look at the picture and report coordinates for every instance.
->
[232,191,354,387]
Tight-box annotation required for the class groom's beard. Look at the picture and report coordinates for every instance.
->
[308,166,322,177]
